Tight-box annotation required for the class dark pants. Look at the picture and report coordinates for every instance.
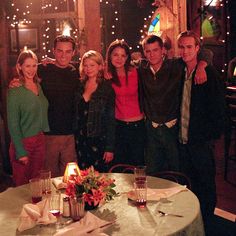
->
[179,142,216,234]
[113,119,145,167]
[145,121,179,175]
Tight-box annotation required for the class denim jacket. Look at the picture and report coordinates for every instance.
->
[74,79,115,152]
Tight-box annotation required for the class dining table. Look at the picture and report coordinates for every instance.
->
[0,173,205,236]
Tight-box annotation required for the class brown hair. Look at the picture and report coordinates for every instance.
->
[16,50,39,84]
[53,35,76,51]
[106,39,131,86]
[80,50,104,83]
[177,30,201,47]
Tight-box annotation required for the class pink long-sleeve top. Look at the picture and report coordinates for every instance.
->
[112,68,143,120]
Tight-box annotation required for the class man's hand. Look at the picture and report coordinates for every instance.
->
[194,61,207,85]
[9,78,22,88]
[18,156,29,165]
[103,152,114,163]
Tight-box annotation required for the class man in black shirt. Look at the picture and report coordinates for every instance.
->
[38,35,80,177]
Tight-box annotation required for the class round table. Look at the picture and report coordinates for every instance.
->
[0,173,205,236]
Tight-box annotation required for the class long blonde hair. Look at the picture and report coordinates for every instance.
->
[16,50,39,84]
[79,50,104,83]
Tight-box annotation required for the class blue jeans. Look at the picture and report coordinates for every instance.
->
[145,120,179,175]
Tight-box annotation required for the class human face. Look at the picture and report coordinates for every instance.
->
[143,42,163,69]
[83,58,102,79]
[111,47,128,71]
[53,42,74,68]
[18,58,37,81]
[178,37,199,64]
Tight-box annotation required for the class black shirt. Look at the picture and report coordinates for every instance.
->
[38,63,80,135]
[138,58,184,123]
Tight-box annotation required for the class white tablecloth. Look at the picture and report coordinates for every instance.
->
[0,173,205,235]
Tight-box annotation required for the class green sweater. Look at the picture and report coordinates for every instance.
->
[7,85,49,159]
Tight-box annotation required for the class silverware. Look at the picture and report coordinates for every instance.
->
[158,210,183,217]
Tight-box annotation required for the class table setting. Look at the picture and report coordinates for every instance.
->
[0,163,205,236]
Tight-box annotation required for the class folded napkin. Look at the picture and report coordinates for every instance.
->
[54,212,114,236]
[52,177,67,190]
[127,185,187,201]
[18,198,57,232]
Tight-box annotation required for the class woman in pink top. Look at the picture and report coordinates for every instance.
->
[106,39,145,167]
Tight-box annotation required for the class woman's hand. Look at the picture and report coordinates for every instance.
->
[104,63,112,80]
[103,152,114,163]
[18,156,29,165]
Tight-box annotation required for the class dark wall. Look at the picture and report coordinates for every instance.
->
[100,0,154,55]
[229,0,236,59]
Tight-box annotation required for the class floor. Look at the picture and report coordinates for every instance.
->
[214,136,236,216]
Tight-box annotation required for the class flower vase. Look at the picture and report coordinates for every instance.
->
[69,196,85,221]
[85,202,99,211]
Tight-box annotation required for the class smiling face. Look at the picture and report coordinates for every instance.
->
[110,47,128,71]
[83,58,102,79]
[53,42,74,68]
[143,41,163,69]
[18,57,38,81]
[178,36,199,64]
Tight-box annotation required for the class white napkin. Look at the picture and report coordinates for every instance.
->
[54,212,114,236]
[52,177,67,190]
[127,185,187,201]
[18,198,57,232]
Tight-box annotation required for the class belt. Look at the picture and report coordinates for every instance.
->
[116,119,144,126]
[151,118,177,128]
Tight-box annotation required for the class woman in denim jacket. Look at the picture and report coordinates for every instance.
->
[74,50,115,172]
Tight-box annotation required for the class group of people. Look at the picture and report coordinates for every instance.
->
[7,31,225,234]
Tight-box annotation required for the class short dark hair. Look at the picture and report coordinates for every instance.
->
[53,35,76,50]
[177,30,201,47]
[142,34,163,49]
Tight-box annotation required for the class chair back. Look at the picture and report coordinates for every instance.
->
[154,171,192,190]
[108,164,135,173]
[226,95,236,125]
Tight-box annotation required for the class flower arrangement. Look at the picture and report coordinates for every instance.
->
[66,166,117,207]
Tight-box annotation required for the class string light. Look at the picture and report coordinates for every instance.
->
[6,0,80,58]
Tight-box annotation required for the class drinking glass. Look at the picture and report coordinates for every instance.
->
[134,180,147,208]
[49,191,61,217]
[134,165,147,181]
[29,178,42,204]
[39,170,51,195]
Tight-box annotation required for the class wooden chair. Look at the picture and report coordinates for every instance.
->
[154,171,192,190]
[224,94,236,181]
[108,164,135,173]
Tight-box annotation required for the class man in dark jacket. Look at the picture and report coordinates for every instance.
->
[177,30,225,235]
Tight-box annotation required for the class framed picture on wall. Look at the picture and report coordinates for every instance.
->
[10,28,38,52]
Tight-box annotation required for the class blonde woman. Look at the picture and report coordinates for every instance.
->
[75,50,115,172]
[7,50,49,186]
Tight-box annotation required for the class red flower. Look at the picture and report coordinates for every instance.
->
[91,188,106,206]
[65,166,117,206]
[66,182,76,197]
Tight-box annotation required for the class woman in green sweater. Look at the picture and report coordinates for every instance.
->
[7,50,49,186]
